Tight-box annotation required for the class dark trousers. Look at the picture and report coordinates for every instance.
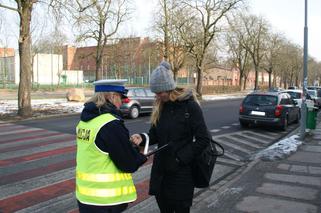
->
[77,200,128,213]
[155,195,191,213]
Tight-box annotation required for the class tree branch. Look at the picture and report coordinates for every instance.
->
[0,3,19,13]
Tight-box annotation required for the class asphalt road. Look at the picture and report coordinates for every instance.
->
[16,99,243,136]
[1,98,302,212]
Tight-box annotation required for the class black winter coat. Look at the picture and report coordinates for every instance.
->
[145,91,210,203]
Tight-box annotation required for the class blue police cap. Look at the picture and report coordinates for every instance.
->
[93,79,128,98]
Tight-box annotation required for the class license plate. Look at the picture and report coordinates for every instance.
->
[251,111,265,116]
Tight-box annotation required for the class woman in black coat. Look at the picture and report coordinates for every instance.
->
[131,61,210,213]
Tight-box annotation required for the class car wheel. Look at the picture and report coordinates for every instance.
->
[281,116,288,131]
[129,106,139,119]
[240,121,249,128]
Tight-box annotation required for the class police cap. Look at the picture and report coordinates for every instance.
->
[93,79,128,98]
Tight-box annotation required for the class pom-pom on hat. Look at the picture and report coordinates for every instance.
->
[150,61,176,93]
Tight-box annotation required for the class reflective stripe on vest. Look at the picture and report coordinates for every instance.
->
[76,113,137,206]
[77,185,136,197]
[77,171,132,182]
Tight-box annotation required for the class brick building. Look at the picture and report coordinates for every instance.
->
[63,37,162,83]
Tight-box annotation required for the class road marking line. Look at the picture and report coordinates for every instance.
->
[216,158,244,166]
[225,135,262,149]
[210,129,220,133]
[238,132,270,144]
[243,131,276,140]
[221,151,243,161]
[0,128,45,137]
[0,140,75,160]
[0,179,75,213]
[214,138,252,154]
[222,126,231,129]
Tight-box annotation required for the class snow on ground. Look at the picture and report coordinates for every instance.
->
[202,94,246,101]
[251,135,302,161]
[0,99,85,114]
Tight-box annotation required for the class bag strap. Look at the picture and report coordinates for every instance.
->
[184,101,224,157]
[211,139,224,156]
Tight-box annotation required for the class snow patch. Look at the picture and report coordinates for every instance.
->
[0,99,84,114]
[252,135,302,161]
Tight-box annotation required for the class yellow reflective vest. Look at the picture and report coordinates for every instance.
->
[76,113,137,206]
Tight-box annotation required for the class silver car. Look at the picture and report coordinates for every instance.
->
[120,87,155,119]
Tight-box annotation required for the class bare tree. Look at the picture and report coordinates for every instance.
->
[226,13,252,90]
[308,59,321,86]
[239,14,269,90]
[0,0,38,117]
[276,41,303,88]
[60,0,130,80]
[261,33,283,89]
[154,0,188,80]
[178,0,244,96]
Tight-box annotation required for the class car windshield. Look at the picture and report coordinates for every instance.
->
[244,95,277,106]
[127,89,134,97]
[307,90,317,98]
[286,91,301,99]
[145,89,155,97]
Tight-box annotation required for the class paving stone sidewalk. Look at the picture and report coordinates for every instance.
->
[192,122,321,213]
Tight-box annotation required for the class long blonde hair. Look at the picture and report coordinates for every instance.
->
[86,92,118,108]
[150,88,199,126]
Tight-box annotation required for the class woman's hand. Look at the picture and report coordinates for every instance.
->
[130,134,142,146]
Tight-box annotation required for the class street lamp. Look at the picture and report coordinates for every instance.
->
[300,0,308,139]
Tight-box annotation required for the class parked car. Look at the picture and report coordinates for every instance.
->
[281,89,315,109]
[239,91,300,130]
[120,87,155,119]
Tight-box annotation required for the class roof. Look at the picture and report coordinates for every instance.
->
[249,91,281,96]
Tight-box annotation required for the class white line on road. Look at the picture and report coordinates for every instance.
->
[222,126,231,129]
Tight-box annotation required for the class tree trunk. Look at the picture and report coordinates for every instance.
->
[18,2,33,117]
[238,70,243,91]
[95,46,103,80]
[195,66,203,96]
[254,65,258,90]
[268,70,272,89]
[243,76,248,90]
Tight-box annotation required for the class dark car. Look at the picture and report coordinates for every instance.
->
[120,87,155,119]
[239,91,300,130]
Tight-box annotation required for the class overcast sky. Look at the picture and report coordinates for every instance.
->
[0,0,320,61]
[130,0,321,61]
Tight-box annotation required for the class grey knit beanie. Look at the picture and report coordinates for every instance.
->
[150,61,176,93]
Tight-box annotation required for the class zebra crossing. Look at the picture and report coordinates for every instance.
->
[212,125,297,164]
[0,122,295,212]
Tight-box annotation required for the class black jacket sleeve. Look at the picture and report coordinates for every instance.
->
[95,120,147,173]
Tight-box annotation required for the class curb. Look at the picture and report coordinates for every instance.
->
[6,112,80,123]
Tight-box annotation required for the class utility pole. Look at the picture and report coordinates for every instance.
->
[300,0,308,139]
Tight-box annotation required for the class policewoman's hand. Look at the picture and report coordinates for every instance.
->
[130,134,142,146]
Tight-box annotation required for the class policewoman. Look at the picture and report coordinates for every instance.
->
[75,79,147,213]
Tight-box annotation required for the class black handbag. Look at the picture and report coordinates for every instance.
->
[183,102,224,188]
[192,138,224,188]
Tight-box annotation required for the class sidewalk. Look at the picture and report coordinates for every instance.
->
[192,122,321,213]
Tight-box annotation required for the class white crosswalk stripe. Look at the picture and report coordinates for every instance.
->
[225,135,263,149]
